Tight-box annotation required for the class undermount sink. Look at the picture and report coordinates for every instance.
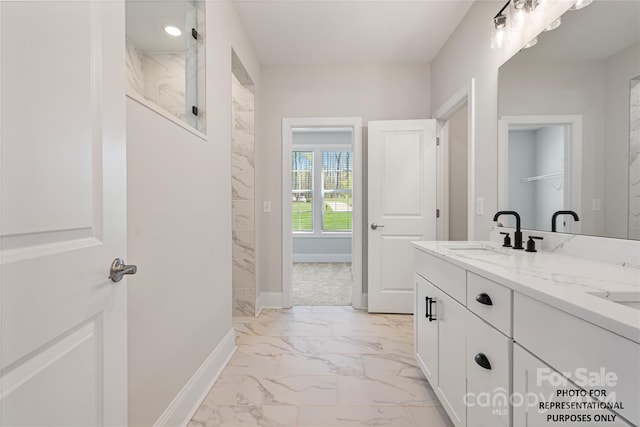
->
[587,291,640,311]
[446,246,504,256]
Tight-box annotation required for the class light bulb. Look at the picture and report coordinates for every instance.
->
[511,0,528,30]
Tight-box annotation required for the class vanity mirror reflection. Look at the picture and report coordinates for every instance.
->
[498,0,639,240]
[125,0,206,134]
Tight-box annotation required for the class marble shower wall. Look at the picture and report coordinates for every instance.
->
[630,78,640,240]
[232,72,256,316]
[125,38,186,122]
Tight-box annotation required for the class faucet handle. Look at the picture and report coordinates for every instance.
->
[525,235,543,253]
[499,232,512,247]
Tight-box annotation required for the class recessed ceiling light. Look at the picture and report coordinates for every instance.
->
[164,26,182,37]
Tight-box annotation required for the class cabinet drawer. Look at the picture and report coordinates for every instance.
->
[467,272,512,336]
[466,310,511,427]
[415,249,466,304]
[514,293,640,426]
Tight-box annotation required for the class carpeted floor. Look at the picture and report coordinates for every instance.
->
[292,263,352,306]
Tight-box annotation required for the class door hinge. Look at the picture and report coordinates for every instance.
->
[436,137,440,146]
[436,209,440,218]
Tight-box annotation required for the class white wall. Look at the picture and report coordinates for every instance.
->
[508,130,536,229]
[448,105,468,240]
[534,126,565,231]
[126,2,261,426]
[258,64,431,295]
[430,0,572,240]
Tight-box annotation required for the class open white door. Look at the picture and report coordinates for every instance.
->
[368,120,437,313]
[1,2,128,425]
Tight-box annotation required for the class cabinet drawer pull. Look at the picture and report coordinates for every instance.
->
[474,353,492,370]
[428,298,436,322]
[475,293,493,306]
[425,296,431,319]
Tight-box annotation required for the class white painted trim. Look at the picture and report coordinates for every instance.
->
[498,115,582,234]
[432,79,476,240]
[292,254,352,263]
[257,292,284,310]
[436,121,450,241]
[282,117,363,309]
[152,329,236,427]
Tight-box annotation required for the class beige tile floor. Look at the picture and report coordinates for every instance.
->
[188,306,453,427]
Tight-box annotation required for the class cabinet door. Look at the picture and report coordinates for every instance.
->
[435,287,467,427]
[415,275,437,384]
[513,344,631,427]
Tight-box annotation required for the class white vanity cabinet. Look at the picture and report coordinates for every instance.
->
[514,293,639,426]
[512,344,630,427]
[414,252,467,427]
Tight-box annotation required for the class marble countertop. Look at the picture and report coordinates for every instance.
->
[413,241,640,344]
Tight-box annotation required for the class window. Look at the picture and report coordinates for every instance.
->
[292,149,352,233]
[322,151,352,231]
[292,151,313,232]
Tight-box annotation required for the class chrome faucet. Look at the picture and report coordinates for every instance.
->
[551,210,580,232]
[493,211,524,250]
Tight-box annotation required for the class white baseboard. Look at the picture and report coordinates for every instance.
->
[153,329,236,427]
[257,292,284,311]
[292,254,352,263]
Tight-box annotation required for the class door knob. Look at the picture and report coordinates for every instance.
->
[109,258,137,282]
[370,223,385,230]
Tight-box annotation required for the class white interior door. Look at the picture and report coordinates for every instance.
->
[1,2,128,425]
[368,119,437,313]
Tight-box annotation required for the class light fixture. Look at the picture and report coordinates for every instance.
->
[570,0,594,10]
[164,25,182,37]
[491,13,508,49]
[523,37,538,49]
[544,17,561,31]
[511,0,529,30]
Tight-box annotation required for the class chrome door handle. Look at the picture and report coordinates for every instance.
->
[109,258,137,282]
[370,223,385,230]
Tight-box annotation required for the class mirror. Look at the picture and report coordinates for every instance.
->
[125,0,206,134]
[498,0,640,239]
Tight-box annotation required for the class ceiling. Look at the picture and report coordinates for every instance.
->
[126,1,187,52]
[510,0,640,64]
[232,0,474,66]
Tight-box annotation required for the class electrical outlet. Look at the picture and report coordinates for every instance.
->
[476,197,484,215]
[263,201,272,213]
[592,199,601,211]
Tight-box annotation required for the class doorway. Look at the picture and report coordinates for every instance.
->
[282,118,363,308]
[434,79,476,241]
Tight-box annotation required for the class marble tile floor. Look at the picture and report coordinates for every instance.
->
[292,263,352,306]
[189,306,453,427]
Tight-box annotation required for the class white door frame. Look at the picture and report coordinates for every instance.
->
[433,79,476,241]
[282,117,363,308]
[498,114,582,234]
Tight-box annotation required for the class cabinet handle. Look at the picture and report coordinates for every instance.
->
[428,298,436,322]
[475,293,493,306]
[474,353,492,370]
[425,296,431,319]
